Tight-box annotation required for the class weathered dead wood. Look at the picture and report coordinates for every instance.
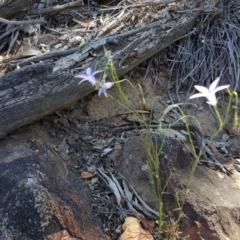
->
[0,0,39,19]
[13,0,83,18]
[0,17,46,25]
[0,14,198,139]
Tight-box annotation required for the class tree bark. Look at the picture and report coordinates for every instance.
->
[0,14,198,139]
[0,0,39,19]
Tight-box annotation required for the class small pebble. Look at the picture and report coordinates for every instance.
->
[80,171,93,179]
[91,177,98,185]
[87,165,96,173]
[113,145,122,151]
[234,164,240,172]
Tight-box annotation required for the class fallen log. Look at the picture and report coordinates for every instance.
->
[0,12,198,139]
[0,0,39,19]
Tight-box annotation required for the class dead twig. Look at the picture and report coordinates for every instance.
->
[13,0,83,18]
[0,17,46,25]
[100,0,178,11]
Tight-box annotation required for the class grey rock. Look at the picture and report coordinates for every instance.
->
[0,145,108,240]
[114,133,240,240]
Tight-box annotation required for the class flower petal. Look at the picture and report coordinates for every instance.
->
[189,93,206,99]
[206,93,217,105]
[209,77,220,92]
[88,76,98,85]
[86,67,92,76]
[103,82,114,89]
[78,76,97,85]
[194,85,209,94]
[78,79,87,85]
[92,70,102,76]
[213,85,230,93]
[75,74,87,79]
[98,86,107,97]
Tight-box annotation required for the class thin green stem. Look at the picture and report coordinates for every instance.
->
[213,105,223,128]
[208,92,234,146]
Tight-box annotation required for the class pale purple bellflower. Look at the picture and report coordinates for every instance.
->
[98,82,114,97]
[75,67,114,97]
[75,67,102,85]
[189,77,230,105]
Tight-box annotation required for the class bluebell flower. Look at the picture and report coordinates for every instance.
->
[189,77,230,105]
[75,67,114,97]
[98,82,114,97]
[75,67,102,85]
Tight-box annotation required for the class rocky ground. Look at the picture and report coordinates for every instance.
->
[1,0,240,239]
[1,69,240,240]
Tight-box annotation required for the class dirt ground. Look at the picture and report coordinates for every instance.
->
[2,67,240,239]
